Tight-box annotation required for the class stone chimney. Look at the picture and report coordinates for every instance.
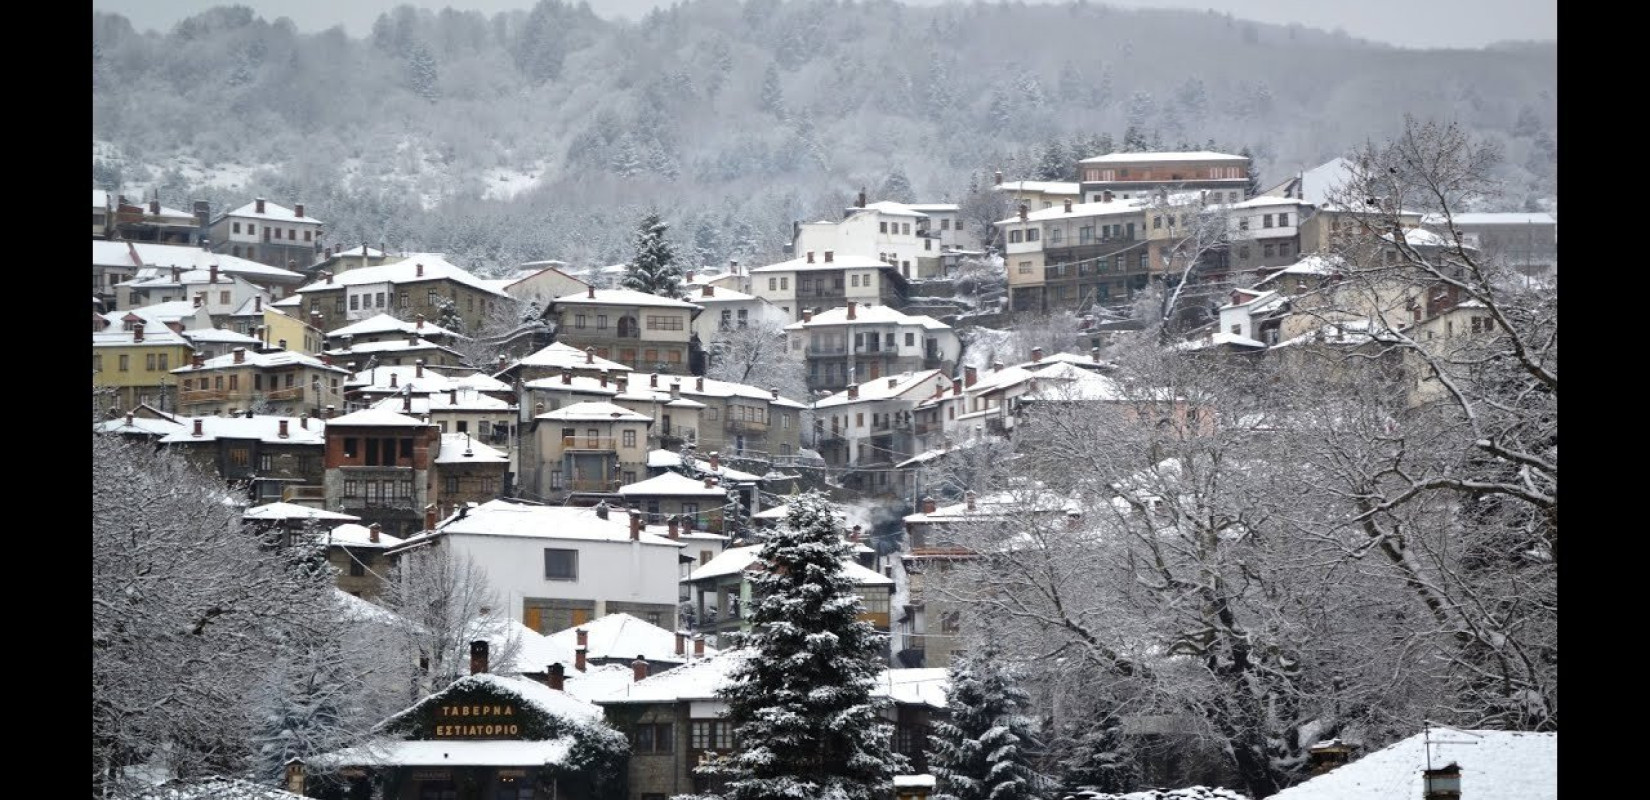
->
[922,496,936,514]
[469,640,488,675]
[802,309,813,323]
[806,251,815,264]
[600,371,608,388]
[951,379,962,397]
[415,359,424,379]
[595,502,609,520]
[771,387,780,400]
[587,285,596,299]
[547,663,565,691]
[294,203,305,218]
[424,503,437,531]
[300,414,309,430]
[632,656,649,682]
[255,197,266,214]
[1032,347,1044,362]
[148,197,160,215]
[992,361,1004,372]
[585,346,595,364]
[415,262,424,278]
[402,392,412,413]
[575,646,588,672]
[965,490,977,512]
[323,271,333,285]
[192,419,204,437]
[209,263,219,283]
[824,250,834,263]
[670,381,681,401]
[846,301,856,320]
[847,383,859,401]
[278,419,290,438]
[416,314,425,330]
[702,284,714,297]
[675,631,686,656]
[667,516,679,539]
[857,188,867,208]
[561,368,572,385]
[993,171,1003,186]
[368,523,381,543]
[693,636,705,657]
[253,296,262,312]
[650,373,658,388]
[326,405,336,419]
[630,512,642,541]
[888,376,898,389]
[964,365,977,387]
[709,451,720,471]
[132,322,145,343]
[233,347,246,364]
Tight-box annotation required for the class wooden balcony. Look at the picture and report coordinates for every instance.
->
[263,385,305,401]
[560,436,620,450]
[179,388,236,404]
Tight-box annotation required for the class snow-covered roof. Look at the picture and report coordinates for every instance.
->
[372,390,512,417]
[1173,331,1268,351]
[130,778,311,800]
[513,341,633,372]
[906,203,960,213]
[158,415,326,445]
[434,499,683,547]
[296,254,508,297]
[323,522,407,549]
[552,287,701,310]
[1271,319,1388,350]
[319,738,572,768]
[686,284,760,302]
[93,189,110,208]
[1270,729,1555,800]
[544,612,718,664]
[1231,195,1311,209]
[993,180,1082,195]
[852,201,929,218]
[539,401,652,423]
[1266,157,1354,207]
[93,241,305,282]
[904,488,1077,524]
[645,450,766,482]
[784,304,952,331]
[965,364,1036,395]
[242,502,360,522]
[328,312,467,340]
[457,371,512,392]
[1385,228,1458,248]
[1220,288,1283,312]
[327,338,462,358]
[1079,150,1247,164]
[94,413,188,437]
[752,503,789,520]
[1254,254,1345,287]
[814,370,945,409]
[686,544,893,585]
[219,198,321,224]
[325,407,431,427]
[596,649,751,704]
[617,471,730,498]
[1422,212,1556,226]
[749,253,899,274]
[878,669,949,709]
[182,328,264,345]
[676,376,809,409]
[170,348,347,374]
[996,197,1148,226]
[346,364,457,393]
[893,775,938,789]
[1022,362,1127,402]
[434,433,509,464]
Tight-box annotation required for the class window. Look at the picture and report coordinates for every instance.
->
[768,278,777,291]
[879,221,888,233]
[575,314,586,329]
[118,354,131,372]
[350,295,360,310]
[780,277,788,290]
[850,274,860,287]
[1263,243,1276,258]
[1263,214,1274,228]
[376,292,386,308]
[1278,242,1291,258]
[229,447,250,467]
[902,223,911,235]
[427,289,438,305]
[904,332,915,347]
[259,453,273,471]
[1239,246,1251,260]
[1079,226,1093,244]
[690,720,734,750]
[646,315,683,331]
[544,549,578,580]
[1050,228,1062,244]
[596,314,608,330]
[446,476,459,494]
[1153,215,1163,230]
[940,218,950,230]
[233,222,241,234]
[399,291,409,308]
[348,552,368,577]
[631,723,675,754]
[1026,228,1039,242]
[1277,212,1289,227]
[856,412,865,428]
[145,353,157,371]
[304,230,312,242]
[1009,230,1023,244]
[94,354,103,372]
[1018,261,1032,274]
[1139,252,1149,270]
[623,429,637,448]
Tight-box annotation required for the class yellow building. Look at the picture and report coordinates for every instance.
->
[93,317,194,414]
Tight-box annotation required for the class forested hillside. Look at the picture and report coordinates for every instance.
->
[92,0,1557,274]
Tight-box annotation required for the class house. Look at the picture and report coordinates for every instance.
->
[327,334,468,369]
[294,254,512,335]
[317,521,406,599]
[307,243,393,278]
[593,650,947,800]
[206,197,324,271]
[400,499,688,634]
[991,176,1083,212]
[1269,728,1556,800]
[785,302,959,393]
[686,282,791,345]
[811,370,951,494]
[326,311,469,350]
[321,407,441,537]
[93,188,112,239]
[309,653,627,800]
[748,250,909,321]
[1224,196,1312,277]
[93,313,196,414]
[118,264,274,327]
[503,260,591,311]
[549,287,702,374]
[171,346,351,417]
[996,197,1151,313]
[1264,157,1425,257]
[432,432,511,509]
[616,471,732,534]
[1421,212,1557,272]
[792,195,967,280]
[94,240,307,311]
[1077,151,1250,205]
[541,611,720,672]
[372,384,517,449]
[526,401,655,503]
[681,544,894,647]
[158,414,328,504]
[108,194,205,246]
[240,500,360,546]
[503,341,634,385]
[673,375,808,463]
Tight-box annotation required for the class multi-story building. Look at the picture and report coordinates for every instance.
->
[616,472,733,533]
[118,263,274,327]
[207,197,324,270]
[321,407,441,538]
[94,240,306,311]
[431,432,510,510]
[687,283,791,345]
[811,370,951,495]
[504,341,633,385]
[997,198,1152,312]
[992,176,1082,211]
[372,384,517,453]
[1224,196,1311,279]
[527,401,654,502]
[550,287,702,374]
[1264,157,1425,257]
[294,254,512,335]
[793,197,966,281]
[674,376,808,462]
[93,311,197,414]
[681,544,895,648]
[502,260,590,311]
[108,195,205,246]
[172,346,351,417]
[1421,212,1557,272]
[306,244,392,279]
[784,302,959,393]
[316,522,405,600]
[93,189,112,239]
[748,250,908,321]
[1076,150,1250,205]
[159,414,328,505]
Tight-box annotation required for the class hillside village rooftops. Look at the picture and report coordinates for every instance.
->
[372,390,512,415]
[295,253,508,297]
[215,199,321,224]
[1021,362,1127,401]
[242,502,360,522]
[749,253,898,273]
[433,433,509,464]
[815,370,945,409]
[906,203,961,213]
[617,471,731,498]
[324,522,408,549]
[1231,195,1312,209]
[94,241,305,281]
[513,341,633,372]
[328,338,462,358]
[1254,254,1345,287]
[328,312,467,340]
[325,407,430,427]
[646,450,766,482]
[157,415,327,445]
[784,304,951,331]
[172,348,349,373]
[1079,150,1248,164]
[183,329,264,345]
[995,198,1146,225]
[424,499,684,547]
[543,612,719,665]
[552,287,701,310]
[538,401,652,422]
[852,201,929,218]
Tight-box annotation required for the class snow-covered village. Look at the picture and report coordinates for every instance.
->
[93,2,1557,799]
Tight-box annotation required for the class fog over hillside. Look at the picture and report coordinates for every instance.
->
[92,0,1557,275]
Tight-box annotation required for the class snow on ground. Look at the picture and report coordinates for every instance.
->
[482,162,549,201]
[95,140,276,195]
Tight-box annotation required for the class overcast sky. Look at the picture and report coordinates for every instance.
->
[93,0,1557,50]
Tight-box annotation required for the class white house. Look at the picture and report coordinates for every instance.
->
[748,251,906,321]
[684,282,792,344]
[784,302,960,393]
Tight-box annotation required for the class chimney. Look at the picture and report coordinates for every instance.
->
[600,371,608,388]
[729,259,739,274]
[389,373,398,388]
[807,251,815,264]
[630,512,642,540]
[407,333,418,347]
[278,419,290,438]
[847,383,859,401]
[992,361,1004,372]
[233,347,246,364]
[255,197,266,214]
[802,309,813,323]
[850,525,862,543]
[577,627,588,650]
[124,412,134,427]
[192,419,203,437]
[667,516,679,539]
[965,490,977,512]
[951,379,962,397]
[368,523,381,543]
[322,354,332,366]
[847,301,856,320]
[1422,762,1462,800]
[585,346,595,364]
[922,496,936,514]
[1066,511,1082,529]
[575,646,587,672]
[709,451,719,471]
[704,476,715,489]
[1091,347,1102,363]
[416,314,425,329]
[424,503,437,530]
[964,365,977,387]
[632,656,649,683]
[402,392,412,413]
[650,373,658,388]
[857,188,867,208]
[469,640,489,675]
[587,285,596,299]
[993,170,1003,186]
[415,262,424,278]
[1018,204,1029,221]
[324,271,333,285]
[675,631,686,656]
[253,296,262,313]
[547,663,565,691]
[415,359,425,378]
[702,284,713,297]
[193,294,203,309]
[693,636,705,657]
[300,414,308,429]
[1064,199,1073,213]
[497,354,508,371]
[670,381,681,400]
[696,377,704,392]
[824,250,834,263]
[149,197,160,215]
[326,404,336,419]
[561,368,572,385]
[132,322,145,343]
[209,263,219,283]
[771,387,780,400]
[888,376,898,389]
[448,388,458,405]
[616,375,629,394]
[595,502,609,520]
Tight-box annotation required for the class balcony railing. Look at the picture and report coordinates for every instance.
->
[179,388,236,403]
[726,419,768,434]
[561,436,621,450]
[565,477,617,492]
[263,386,305,401]
[914,420,944,435]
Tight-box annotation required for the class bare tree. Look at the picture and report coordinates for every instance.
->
[377,542,519,700]
[705,318,810,406]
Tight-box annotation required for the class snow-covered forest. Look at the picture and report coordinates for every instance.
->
[92,0,1556,274]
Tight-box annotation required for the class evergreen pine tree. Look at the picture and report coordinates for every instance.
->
[927,639,1044,800]
[1240,146,1261,197]
[880,167,917,204]
[704,492,908,799]
[623,213,683,299]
